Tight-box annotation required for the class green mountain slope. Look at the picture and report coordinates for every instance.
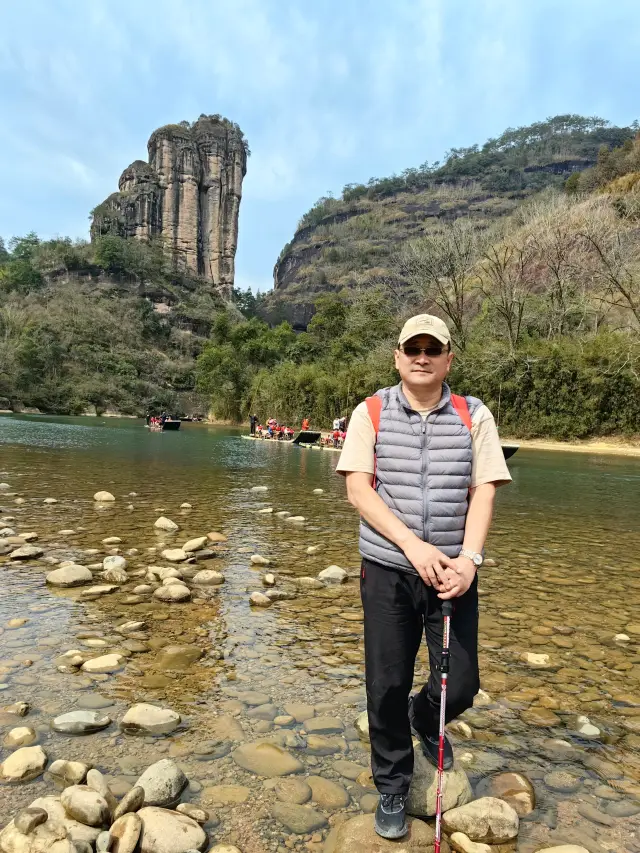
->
[263,116,635,328]
[0,234,228,415]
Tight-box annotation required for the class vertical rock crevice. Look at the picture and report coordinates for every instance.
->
[91,115,248,297]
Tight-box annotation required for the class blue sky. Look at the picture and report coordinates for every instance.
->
[1,0,639,294]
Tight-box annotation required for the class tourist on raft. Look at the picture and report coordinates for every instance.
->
[336,314,512,840]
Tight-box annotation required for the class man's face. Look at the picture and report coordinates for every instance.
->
[394,334,454,391]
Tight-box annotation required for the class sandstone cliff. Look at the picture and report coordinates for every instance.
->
[91,115,248,296]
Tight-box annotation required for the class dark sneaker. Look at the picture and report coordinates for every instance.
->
[408,696,454,770]
[374,793,408,839]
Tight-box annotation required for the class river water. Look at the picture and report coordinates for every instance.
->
[1,414,640,852]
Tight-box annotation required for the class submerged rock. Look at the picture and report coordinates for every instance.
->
[475,771,535,816]
[94,491,115,502]
[271,802,327,834]
[232,741,304,776]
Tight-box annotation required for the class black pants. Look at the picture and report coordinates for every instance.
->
[360,557,479,794]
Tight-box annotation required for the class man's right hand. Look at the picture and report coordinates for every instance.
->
[402,537,458,591]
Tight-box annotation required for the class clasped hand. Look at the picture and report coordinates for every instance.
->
[402,538,475,599]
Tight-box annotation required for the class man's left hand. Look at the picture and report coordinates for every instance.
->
[437,557,476,600]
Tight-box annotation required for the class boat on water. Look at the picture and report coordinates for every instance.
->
[146,419,181,432]
[242,432,519,459]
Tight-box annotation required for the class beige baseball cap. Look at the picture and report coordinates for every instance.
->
[398,314,451,347]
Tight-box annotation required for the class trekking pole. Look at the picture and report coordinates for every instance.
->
[434,600,453,853]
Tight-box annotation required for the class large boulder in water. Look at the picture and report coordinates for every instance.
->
[326,814,438,852]
[406,738,472,817]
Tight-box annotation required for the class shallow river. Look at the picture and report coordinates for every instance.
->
[1,414,640,852]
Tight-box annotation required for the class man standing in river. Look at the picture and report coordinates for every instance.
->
[336,314,511,839]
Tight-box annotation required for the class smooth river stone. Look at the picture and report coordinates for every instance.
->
[121,703,181,735]
[155,645,203,670]
[442,797,519,844]
[304,715,344,734]
[4,726,36,747]
[274,778,312,804]
[474,772,535,816]
[0,745,47,782]
[329,814,435,852]
[271,803,327,834]
[137,807,206,853]
[47,565,93,587]
[52,710,111,734]
[232,741,304,776]
[307,775,350,809]
[135,759,187,807]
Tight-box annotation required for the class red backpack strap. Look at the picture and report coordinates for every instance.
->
[365,396,383,486]
[450,393,472,432]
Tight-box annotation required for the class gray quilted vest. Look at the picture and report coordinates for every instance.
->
[359,382,482,573]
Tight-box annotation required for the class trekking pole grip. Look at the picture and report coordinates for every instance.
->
[442,601,453,617]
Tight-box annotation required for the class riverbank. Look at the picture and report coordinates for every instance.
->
[503,435,640,457]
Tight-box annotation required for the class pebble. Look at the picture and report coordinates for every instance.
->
[94,491,115,501]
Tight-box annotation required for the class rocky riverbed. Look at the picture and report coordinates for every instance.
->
[1,454,640,852]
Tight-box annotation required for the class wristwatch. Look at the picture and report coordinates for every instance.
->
[459,549,483,567]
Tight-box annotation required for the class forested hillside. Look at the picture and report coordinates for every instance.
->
[198,117,640,439]
[0,234,228,415]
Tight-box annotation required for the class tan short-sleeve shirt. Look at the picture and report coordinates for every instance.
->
[336,399,512,488]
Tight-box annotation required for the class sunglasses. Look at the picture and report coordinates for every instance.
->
[401,345,447,358]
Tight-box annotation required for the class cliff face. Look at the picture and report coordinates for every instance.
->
[91,115,248,296]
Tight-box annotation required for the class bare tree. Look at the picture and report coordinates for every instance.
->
[577,198,640,329]
[479,239,536,350]
[398,219,481,349]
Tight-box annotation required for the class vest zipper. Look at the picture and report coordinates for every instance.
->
[421,416,428,544]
